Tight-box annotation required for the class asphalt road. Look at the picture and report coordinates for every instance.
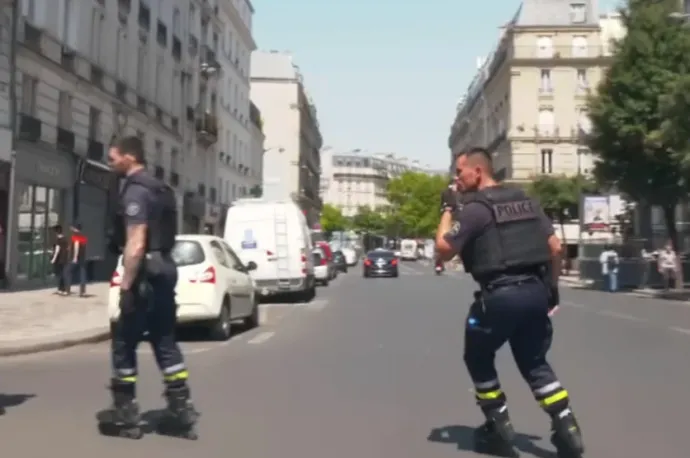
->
[0,261,689,457]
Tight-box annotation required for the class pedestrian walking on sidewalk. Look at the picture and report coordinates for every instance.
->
[599,245,619,292]
[50,225,68,295]
[67,223,88,297]
[658,242,677,291]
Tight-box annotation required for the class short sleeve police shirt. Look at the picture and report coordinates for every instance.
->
[444,200,555,252]
[122,181,151,227]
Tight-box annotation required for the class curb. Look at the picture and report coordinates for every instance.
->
[0,326,111,357]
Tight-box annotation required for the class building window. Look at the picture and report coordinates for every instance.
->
[540,69,553,93]
[537,108,555,135]
[571,36,588,57]
[116,28,127,81]
[58,91,72,129]
[577,108,591,133]
[137,45,146,92]
[576,69,588,93]
[154,140,163,165]
[88,107,100,140]
[569,3,586,23]
[91,8,104,64]
[59,0,72,44]
[24,0,35,21]
[536,36,553,58]
[17,185,63,280]
[21,74,37,115]
[171,148,179,172]
[541,149,553,174]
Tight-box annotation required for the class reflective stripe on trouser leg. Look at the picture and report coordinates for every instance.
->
[533,381,570,414]
[473,378,507,412]
[112,367,137,383]
[162,363,189,383]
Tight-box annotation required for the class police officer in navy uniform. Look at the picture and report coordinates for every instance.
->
[100,136,197,438]
[435,147,584,457]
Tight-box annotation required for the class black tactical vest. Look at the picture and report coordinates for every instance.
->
[460,185,551,284]
[113,171,178,253]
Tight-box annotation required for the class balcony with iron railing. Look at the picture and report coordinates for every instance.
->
[195,113,218,146]
[511,45,610,62]
[200,45,221,76]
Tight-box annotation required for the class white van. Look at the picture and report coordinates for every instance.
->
[223,198,316,301]
[400,239,419,261]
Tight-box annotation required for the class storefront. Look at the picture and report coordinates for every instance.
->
[11,142,75,284]
[183,191,205,234]
[75,159,116,281]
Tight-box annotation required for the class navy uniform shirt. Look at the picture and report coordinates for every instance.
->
[122,171,154,228]
[444,201,555,253]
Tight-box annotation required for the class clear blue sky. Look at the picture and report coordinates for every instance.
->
[252,0,620,169]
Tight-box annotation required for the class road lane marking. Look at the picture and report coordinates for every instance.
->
[596,310,647,322]
[669,326,690,335]
[247,331,274,344]
[562,301,586,309]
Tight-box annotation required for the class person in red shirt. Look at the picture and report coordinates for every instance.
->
[68,222,88,296]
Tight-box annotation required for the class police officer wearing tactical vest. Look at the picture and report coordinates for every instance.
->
[435,147,584,457]
[102,136,197,435]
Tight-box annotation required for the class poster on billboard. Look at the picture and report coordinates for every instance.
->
[582,196,610,231]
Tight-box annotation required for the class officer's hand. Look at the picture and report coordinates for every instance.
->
[548,285,560,309]
[548,306,560,317]
[119,288,136,314]
[440,185,457,214]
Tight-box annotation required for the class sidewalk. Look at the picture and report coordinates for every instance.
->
[0,282,110,356]
[559,274,690,303]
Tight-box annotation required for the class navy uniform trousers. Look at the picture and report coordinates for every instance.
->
[111,257,189,387]
[463,277,570,417]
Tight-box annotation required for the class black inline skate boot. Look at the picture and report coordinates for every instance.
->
[157,384,199,440]
[96,379,142,439]
[473,406,519,457]
[550,408,584,457]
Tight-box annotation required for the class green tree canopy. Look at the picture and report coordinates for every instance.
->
[386,172,449,237]
[249,185,262,197]
[351,206,385,234]
[587,0,690,246]
[526,174,596,222]
[320,204,348,233]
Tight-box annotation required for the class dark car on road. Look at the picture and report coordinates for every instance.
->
[332,250,348,273]
[363,249,398,278]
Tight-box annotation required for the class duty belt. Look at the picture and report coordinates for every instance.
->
[481,274,541,293]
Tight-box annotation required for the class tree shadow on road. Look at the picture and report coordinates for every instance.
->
[0,393,36,415]
[428,425,557,458]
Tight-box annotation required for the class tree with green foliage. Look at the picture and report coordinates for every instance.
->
[249,185,262,197]
[527,174,597,271]
[386,171,449,237]
[320,204,348,233]
[587,0,690,248]
[351,206,386,234]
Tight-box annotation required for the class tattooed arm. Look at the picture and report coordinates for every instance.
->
[120,184,149,291]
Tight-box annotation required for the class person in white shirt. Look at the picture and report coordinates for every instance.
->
[599,245,619,292]
[657,242,677,291]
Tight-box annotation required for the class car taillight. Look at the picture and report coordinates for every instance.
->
[266,250,274,257]
[364,259,372,266]
[391,259,398,265]
[301,254,306,262]
[320,258,327,266]
[110,271,121,287]
[191,266,216,283]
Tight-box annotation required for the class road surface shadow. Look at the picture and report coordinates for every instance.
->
[0,393,36,414]
[428,425,557,458]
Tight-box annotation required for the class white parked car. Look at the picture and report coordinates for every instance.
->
[340,247,358,266]
[108,235,259,341]
[312,250,330,286]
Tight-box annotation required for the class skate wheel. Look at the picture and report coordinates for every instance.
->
[123,428,143,440]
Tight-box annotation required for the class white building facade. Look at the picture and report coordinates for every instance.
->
[0,0,257,287]
[250,50,322,227]
[320,149,431,217]
[214,0,256,229]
